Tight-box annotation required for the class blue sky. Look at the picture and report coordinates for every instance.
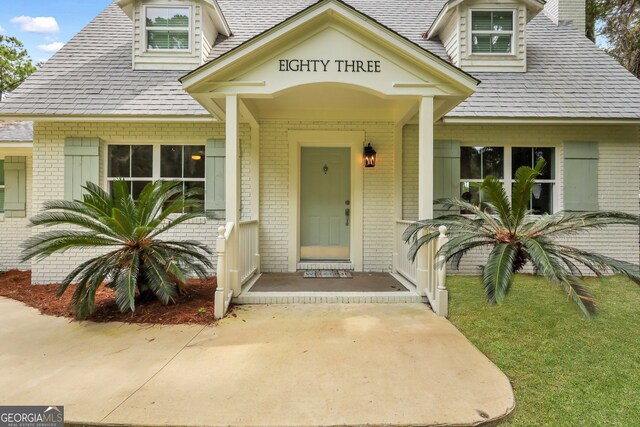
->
[0,0,113,63]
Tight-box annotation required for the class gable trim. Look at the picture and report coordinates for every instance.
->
[180,0,479,91]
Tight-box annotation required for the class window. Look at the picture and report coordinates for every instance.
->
[471,10,514,54]
[145,6,190,51]
[107,144,206,211]
[460,146,556,214]
[511,147,555,215]
[0,160,4,214]
[460,147,504,211]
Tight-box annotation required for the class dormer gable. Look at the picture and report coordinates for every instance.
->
[117,0,231,71]
[427,0,545,73]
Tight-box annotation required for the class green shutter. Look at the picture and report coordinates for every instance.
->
[0,160,4,213]
[64,137,100,201]
[205,139,225,215]
[434,140,461,218]
[4,156,27,218]
[564,141,599,211]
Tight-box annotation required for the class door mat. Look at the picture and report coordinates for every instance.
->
[303,270,353,278]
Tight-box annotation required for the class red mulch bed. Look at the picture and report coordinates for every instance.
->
[0,270,217,325]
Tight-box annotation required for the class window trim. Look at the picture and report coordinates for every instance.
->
[468,8,516,56]
[142,4,194,54]
[459,144,559,215]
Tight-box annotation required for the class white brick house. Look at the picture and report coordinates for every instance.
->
[0,0,638,317]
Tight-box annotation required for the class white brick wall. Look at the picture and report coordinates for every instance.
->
[5,120,636,282]
[28,121,253,284]
[259,120,397,273]
[403,124,640,274]
[0,154,32,270]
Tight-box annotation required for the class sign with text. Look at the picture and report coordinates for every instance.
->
[0,406,64,427]
[279,59,381,73]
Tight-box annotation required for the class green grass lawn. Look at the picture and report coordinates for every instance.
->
[446,274,640,426]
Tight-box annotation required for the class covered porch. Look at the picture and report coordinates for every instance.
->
[179,0,478,319]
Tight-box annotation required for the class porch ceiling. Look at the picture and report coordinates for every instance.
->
[241,83,432,122]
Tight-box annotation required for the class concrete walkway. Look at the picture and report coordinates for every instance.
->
[0,297,514,426]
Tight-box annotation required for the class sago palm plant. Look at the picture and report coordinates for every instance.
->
[22,180,213,319]
[404,159,640,316]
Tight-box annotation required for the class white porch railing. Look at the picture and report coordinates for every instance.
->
[394,221,418,283]
[239,220,260,285]
[394,220,449,317]
[214,222,235,320]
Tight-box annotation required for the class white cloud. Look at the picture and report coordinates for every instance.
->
[0,24,5,34]
[10,16,60,34]
[37,42,65,53]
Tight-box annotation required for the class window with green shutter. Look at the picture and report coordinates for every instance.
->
[64,137,100,201]
[434,140,461,217]
[3,156,27,218]
[564,141,599,211]
[0,160,4,214]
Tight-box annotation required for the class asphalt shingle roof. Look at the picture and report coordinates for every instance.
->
[0,0,639,119]
[0,121,33,142]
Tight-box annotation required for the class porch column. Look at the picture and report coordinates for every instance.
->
[416,96,434,296]
[226,95,241,296]
[418,96,434,220]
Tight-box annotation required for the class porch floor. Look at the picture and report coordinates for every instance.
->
[249,272,409,293]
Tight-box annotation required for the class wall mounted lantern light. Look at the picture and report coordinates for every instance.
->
[363,143,376,168]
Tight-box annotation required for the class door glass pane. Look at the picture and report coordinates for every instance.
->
[131,145,153,178]
[184,145,205,178]
[492,11,513,31]
[461,147,482,179]
[108,145,131,178]
[161,145,183,178]
[483,147,504,178]
[472,11,492,30]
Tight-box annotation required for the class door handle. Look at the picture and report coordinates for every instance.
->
[345,208,350,226]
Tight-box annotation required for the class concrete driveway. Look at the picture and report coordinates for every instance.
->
[0,297,514,426]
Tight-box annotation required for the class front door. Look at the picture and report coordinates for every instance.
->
[300,147,351,260]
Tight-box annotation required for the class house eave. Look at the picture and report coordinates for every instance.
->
[440,116,640,125]
[0,114,218,123]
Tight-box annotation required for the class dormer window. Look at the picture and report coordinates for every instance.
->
[145,6,191,51]
[470,10,514,54]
